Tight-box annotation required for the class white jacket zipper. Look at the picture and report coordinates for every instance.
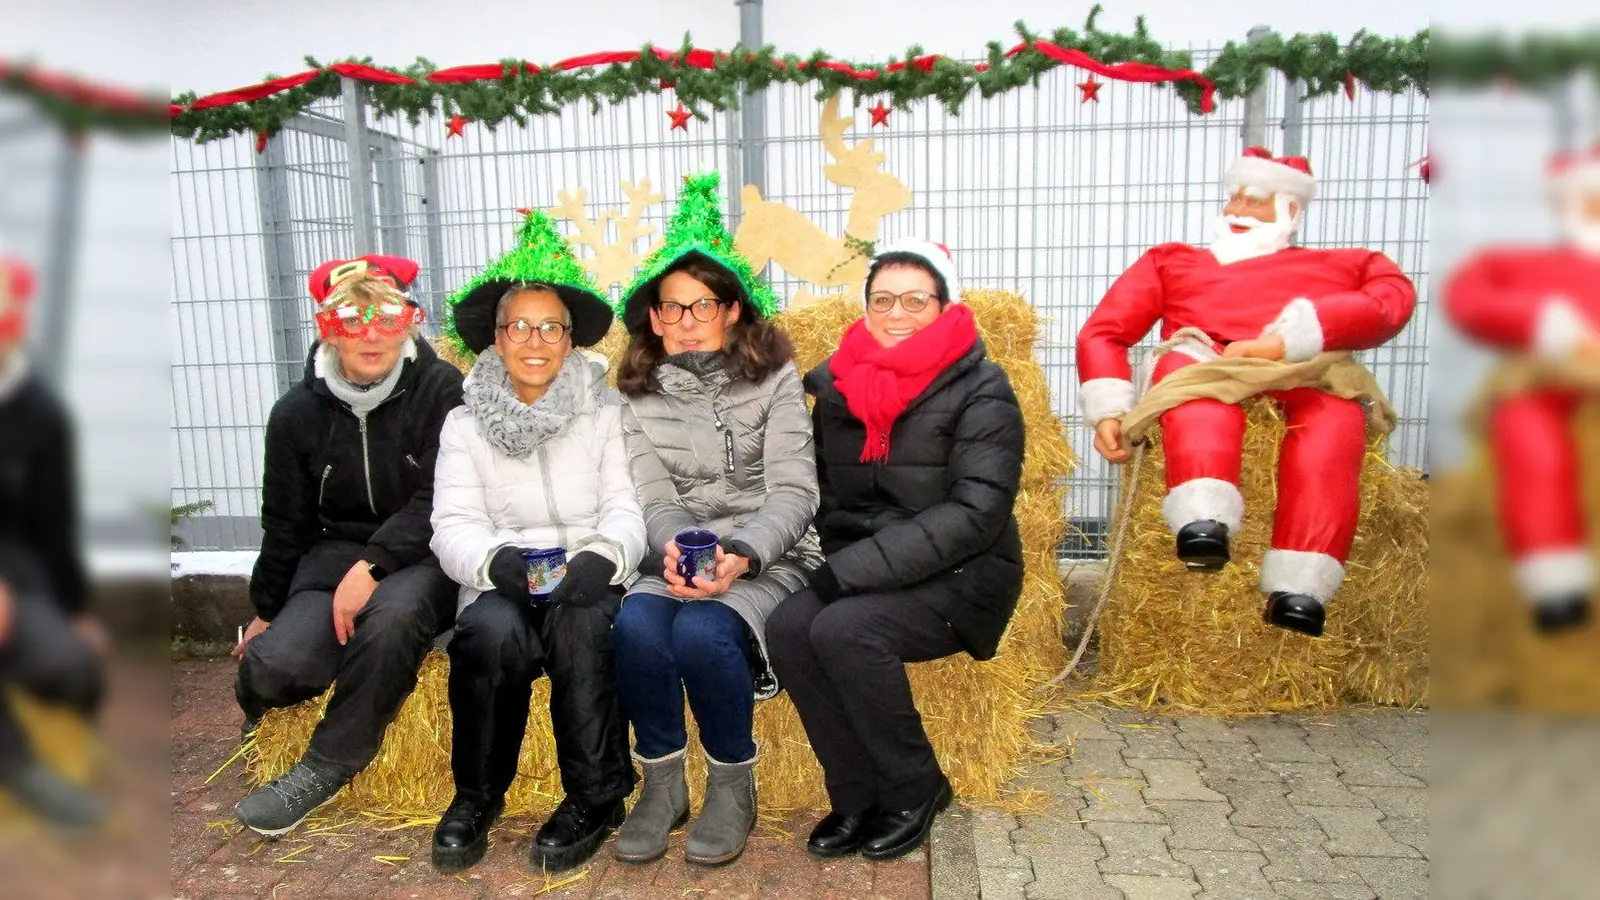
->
[318,463,332,507]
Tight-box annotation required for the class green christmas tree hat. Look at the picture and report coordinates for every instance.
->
[620,171,778,334]
[445,209,614,357]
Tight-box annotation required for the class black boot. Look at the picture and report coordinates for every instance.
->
[861,780,953,861]
[1176,520,1230,571]
[1532,594,1591,634]
[807,807,878,858]
[531,795,627,872]
[432,794,503,872]
[436,649,534,873]
[1264,592,1326,637]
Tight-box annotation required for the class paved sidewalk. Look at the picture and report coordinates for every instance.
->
[936,705,1428,899]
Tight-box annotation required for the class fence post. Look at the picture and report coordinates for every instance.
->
[1281,77,1306,158]
[734,0,767,221]
[33,135,84,383]
[420,152,449,328]
[342,78,378,254]
[1240,25,1273,149]
[256,136,309,394]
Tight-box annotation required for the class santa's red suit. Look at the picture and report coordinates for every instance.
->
[1443,246,1600,606]
[1077,150,1416,608]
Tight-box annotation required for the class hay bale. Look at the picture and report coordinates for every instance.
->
[1079,399,1430,717]
[252,290,1074,815]
[1432,401,1600,714]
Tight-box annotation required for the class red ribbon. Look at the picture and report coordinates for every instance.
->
[328,62,417,85]
[1021,41,1216,113]
[173,41,1221,119]
[189,70,321,110]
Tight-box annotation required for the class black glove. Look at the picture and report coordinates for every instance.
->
[488,546,529,598]
[548,551,618,609]
[809,561,842,604]
[638,550,667,580]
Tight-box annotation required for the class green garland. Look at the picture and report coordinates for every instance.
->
[1,69,167,138]
[171,11,1430,143]
[1431,30,1600,89]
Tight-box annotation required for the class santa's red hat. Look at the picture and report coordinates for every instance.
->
[0,256,34,342]
[1548,142,1600,194]
[308,254,420,311]
[1224,146,1316,205]
[868,238,962,304]
[0,257,34,307]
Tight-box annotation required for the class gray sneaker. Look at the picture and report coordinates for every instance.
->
[233,759,345,837]
[0,762,104,830]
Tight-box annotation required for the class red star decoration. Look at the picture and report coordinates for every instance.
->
[255,130,269,154]
[1344,72,1357,101]
[667,103,693,131]
[515,207,532,216]
[868,101,891,127]
[447,115,468,138]
[1078,76,1102,104]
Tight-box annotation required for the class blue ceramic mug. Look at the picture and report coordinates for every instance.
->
[673,529,719,585]
[523,547,567,603]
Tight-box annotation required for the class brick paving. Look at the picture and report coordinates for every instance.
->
[959,705,1428,899]
[171,658,927,899]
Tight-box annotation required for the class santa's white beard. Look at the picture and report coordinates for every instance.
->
[1208,214,1296,265]
[1560,211,1600,255]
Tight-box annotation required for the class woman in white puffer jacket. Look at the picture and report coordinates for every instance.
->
[426,210,647,877]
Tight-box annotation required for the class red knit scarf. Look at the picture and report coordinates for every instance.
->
[829,303,979,463]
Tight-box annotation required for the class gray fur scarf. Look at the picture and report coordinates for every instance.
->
[465,350,604,459]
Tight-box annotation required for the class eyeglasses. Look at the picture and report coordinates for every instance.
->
[866,290,938,314]
[315,304,423,340]
[498,318,570,345]
[654,297,730,325]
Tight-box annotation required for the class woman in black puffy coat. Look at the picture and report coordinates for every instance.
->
[766,239,1026,862]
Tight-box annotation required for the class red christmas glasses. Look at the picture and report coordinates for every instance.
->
[315,303,424,340]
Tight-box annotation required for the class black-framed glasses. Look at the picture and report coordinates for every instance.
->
[655,297,730,324]
[498,318,569,345]
[866,290,938,314]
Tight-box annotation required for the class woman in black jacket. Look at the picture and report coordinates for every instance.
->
[766,240,1025,861]
[232,255,464,838]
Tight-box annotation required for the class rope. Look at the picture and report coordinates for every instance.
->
[1050,327,1217,686]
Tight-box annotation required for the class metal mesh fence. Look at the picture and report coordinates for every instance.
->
[169,46,1430,554]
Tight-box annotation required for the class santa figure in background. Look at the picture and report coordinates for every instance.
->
[1444,143,1600,633]
[1077,147,1417,637]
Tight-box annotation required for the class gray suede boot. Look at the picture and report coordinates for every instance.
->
[613,749,689,864]
[684,750,757,866]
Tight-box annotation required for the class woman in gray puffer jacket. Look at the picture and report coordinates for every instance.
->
[609,174,820,868]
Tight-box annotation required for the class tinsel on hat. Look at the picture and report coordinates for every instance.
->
[443,208,607,357]
[622,172,778,329]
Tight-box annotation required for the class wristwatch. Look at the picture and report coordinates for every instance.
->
[365,560,389,582]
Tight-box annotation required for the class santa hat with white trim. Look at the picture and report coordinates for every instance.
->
[1224,146,1316,206]
[1548,142,1600,196]
[867,238,962,304]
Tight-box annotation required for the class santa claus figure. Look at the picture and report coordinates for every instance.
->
[1443,143,1600,633]
[1077,147,1417,637]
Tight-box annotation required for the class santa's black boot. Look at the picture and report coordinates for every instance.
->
[1264,592,1326,637]
[1532,594,1591,635]
[1176,521,1230,571]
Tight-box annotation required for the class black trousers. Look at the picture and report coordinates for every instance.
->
[446,587,634,809]
[0,582,102,772]
[765,588,964,815]
[235,541,456,778]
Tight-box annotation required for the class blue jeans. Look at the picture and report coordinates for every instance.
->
[612,593,756,764]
